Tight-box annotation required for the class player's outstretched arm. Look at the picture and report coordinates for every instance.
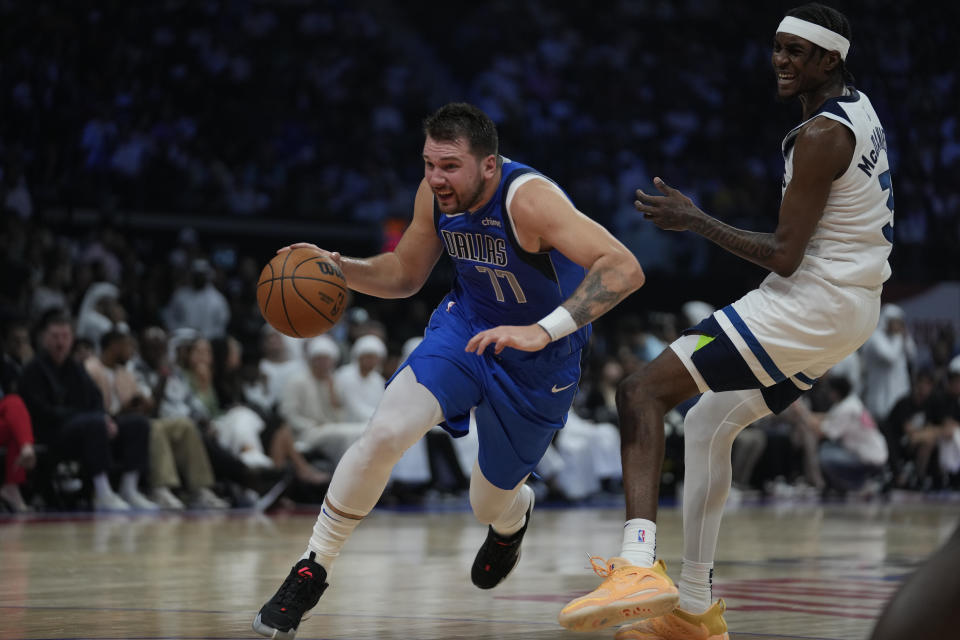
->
[467,179,644,355]
[278,179,443,299]
[635,118,854,277]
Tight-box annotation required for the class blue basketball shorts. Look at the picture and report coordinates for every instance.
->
[388,300,582,490]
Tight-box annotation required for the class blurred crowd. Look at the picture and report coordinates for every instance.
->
[1,0,958,280]
[2,0,959,514]
[0,209,631,513]
[1,211,958,515]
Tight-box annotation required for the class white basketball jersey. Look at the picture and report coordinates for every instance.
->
[781,89,893,289]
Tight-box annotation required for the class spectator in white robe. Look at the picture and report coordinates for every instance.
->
[335,334,387,422]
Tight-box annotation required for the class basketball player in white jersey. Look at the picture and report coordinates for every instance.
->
[558,4,894,638]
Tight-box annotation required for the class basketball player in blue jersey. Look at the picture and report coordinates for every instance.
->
[560,4,894,639]
[252,102,645,640]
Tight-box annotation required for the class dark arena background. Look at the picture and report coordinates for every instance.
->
[1,2,958,640]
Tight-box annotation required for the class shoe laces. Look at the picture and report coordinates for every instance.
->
[477,529,520,563]
[274,565,323,611]
[587,556,643,579]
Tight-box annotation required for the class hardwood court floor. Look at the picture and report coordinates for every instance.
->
[1,497,958,640]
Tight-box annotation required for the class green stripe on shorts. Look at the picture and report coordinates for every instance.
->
[694,334,715,351]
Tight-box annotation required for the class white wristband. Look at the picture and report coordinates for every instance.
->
[537,306,578,341]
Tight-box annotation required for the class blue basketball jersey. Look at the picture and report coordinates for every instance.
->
[433,157,591,355]
[389,157,591,488]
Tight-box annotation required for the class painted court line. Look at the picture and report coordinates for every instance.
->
[0,604,558,627]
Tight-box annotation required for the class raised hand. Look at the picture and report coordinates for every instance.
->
[634,177,703,232]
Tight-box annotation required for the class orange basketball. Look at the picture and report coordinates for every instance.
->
[257,247,347,338]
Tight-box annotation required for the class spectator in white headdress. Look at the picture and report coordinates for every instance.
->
[335,334,387,422]
[862,304,917,424]
[75,282,128,349]
[257,325,306,411]
[279,335,366,463]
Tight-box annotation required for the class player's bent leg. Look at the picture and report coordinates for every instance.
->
[253,367,443,639]
[559,350,696,632]
[618,347,703,525]
[680,389,770,612]
[469,463,534,589]
[614,599,729,640]
[608,390,767,640]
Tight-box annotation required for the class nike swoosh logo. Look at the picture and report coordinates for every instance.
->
[551,382,576,393]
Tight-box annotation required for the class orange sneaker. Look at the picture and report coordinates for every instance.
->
[614,599,729,640]
[557,557,679,632]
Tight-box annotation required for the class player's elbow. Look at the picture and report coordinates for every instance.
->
[628,261,646,291]
[619,252,645,292]
[394,273,426,298]
[391,282,419,298]
[772,263,798,278]
[771,252,803,278]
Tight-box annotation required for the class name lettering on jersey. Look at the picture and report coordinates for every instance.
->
[440,230,508,267]
[481,217,502,228]
[856,125,888,178]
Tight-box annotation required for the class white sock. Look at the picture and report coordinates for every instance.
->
[620,518,657,567]
[120,471,140,496]
[93,473,114,498]
[491,484,533,536]
[307,494,365,571]
[678,558,714,613]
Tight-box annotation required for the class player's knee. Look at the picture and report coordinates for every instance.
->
[357,416,413,463]
[617,365,675,413]
[682,398,717,444]
[685,390,763,446]
[616,367,657,408]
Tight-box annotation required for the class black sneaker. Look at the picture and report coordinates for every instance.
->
[471,489,534,589]
[252,552,329,639]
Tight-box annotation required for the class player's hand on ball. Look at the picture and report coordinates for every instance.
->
[259,247,347,337]
[466,324,550,355]
[635,177,702,231]
[278,242,342,265]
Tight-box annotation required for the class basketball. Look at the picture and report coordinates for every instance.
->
[257,247,348,338]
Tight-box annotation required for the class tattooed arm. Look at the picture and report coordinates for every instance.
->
[561,254,638,327]
[466,178,644,355]
[637,118,854,277]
